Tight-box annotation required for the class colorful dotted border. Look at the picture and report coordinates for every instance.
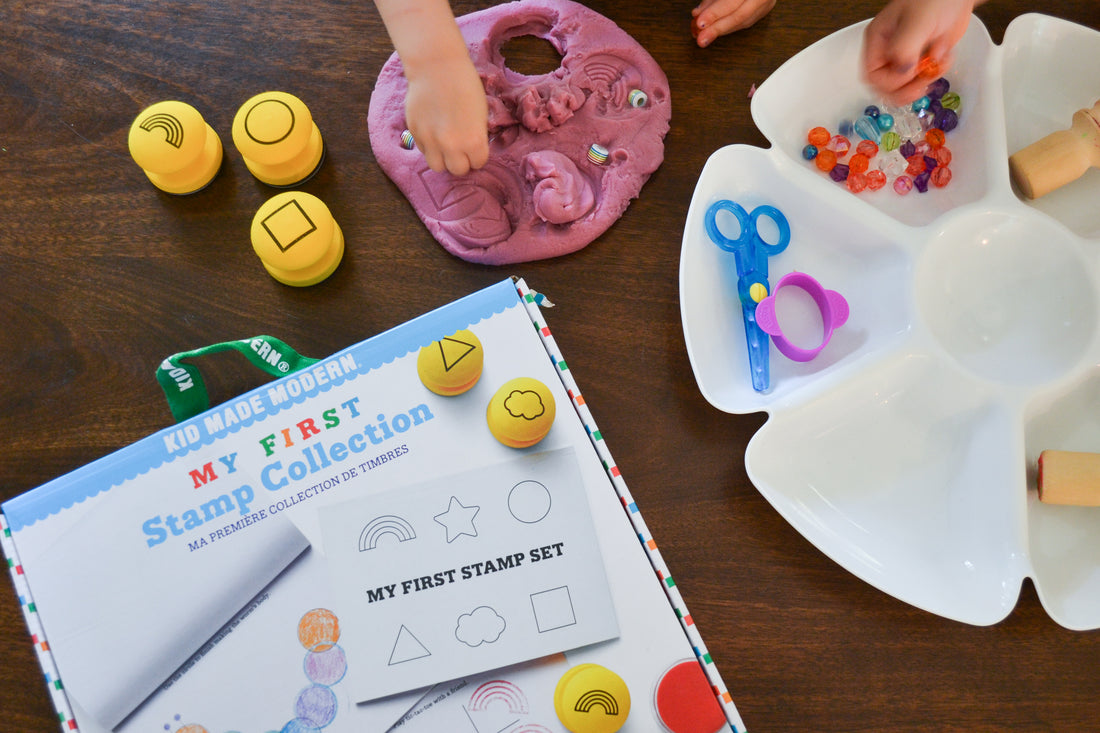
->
[516,278,747,733]
[1,513,81,732]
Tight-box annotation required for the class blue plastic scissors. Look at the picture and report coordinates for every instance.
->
[704,200,791,392]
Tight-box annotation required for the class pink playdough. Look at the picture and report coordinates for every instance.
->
[367,0,671,265]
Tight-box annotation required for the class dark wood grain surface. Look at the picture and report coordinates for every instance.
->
[2,0,1099,730]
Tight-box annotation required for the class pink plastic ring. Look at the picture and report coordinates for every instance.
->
[755,272,849,362]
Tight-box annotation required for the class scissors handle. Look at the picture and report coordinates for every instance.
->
[704,199,791,393]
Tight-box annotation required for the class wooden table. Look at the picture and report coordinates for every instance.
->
[2,0,1098,729]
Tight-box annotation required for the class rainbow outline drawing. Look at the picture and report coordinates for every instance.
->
[468,679,530,714]
[358,514,417,551]
[139,113,185,148]
[574,689,619,716]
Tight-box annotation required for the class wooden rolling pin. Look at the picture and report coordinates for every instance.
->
[1038,450,1100,506]
[1008,99,1100,199]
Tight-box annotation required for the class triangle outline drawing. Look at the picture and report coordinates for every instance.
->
[388,624,431,665]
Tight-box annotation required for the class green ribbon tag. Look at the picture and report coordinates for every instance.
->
[156,336,320,422]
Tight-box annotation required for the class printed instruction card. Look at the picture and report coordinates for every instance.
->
[320,448,619,701]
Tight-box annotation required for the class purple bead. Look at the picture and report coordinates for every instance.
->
[926,77,950,100]
[933,108,958,132]
[914,170,931,192]
[899,140,917,158]
[924,155,938,171]
[802,144,818,160]
[829,163,850,182]
[929,98,943,114]
[864,105,880,118]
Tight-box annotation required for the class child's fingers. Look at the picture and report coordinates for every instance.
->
[694,0,774,46]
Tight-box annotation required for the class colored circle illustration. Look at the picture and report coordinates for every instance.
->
[417,329,484,395]
[295,683,338,728]
[298,608,340,652]
[554,663,631,733]
[653,660,727,733]
[304,644,348,686]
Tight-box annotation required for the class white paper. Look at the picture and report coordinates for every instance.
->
[319,448,619,702]
[26,467,310,728]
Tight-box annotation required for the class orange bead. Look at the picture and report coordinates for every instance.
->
[807,126,830,146]
[814,148,837,172]
[925,129,946,148]
[905,154,926,176]
[866,169,887,190]
[917,54,942,79]
[846,171,868,193]
[848,153,870,174]
[856,139,879,158]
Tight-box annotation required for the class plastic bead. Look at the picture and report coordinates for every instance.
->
[876,113,894,131]
[899,140,917,158]
[880,131,901,152]
[828,135,851,156]
[856,139,879,158]
[914,170,931,192]
[866,169,887,190]
[814,148,837,172]
[846,171,868,192]
[864,105,880,118]
[877,150,908,179]
[905,154,927,176]
[917,56,943,81]
[926,77,950,99]
[933,146,952,167]
[893,175,913,194]
[587,143,609,165]
[933,108,959,132]
[940,91,962,111]
[893,111,923,139]
[838,119,855,138]
[628,89,648,107]
[911,96,931,112]
[829,163,850,182]
[854,115,881,142]
[802,144,819,160]
[925,128,946,148]
[400,129,416,150]
[848,153,870,174]
[931,166,952,187]
[808,126,831,146]
[923,155,938,172]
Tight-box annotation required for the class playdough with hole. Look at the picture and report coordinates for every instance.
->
[368,0,671,264]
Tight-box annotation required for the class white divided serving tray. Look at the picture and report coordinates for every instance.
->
[680,14,1100,629]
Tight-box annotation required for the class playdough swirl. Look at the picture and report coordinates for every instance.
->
[524,151,595,224]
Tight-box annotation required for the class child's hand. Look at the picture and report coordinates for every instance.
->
[404,56,489,176]
[862,0,977,104]
[692,0,776,48]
